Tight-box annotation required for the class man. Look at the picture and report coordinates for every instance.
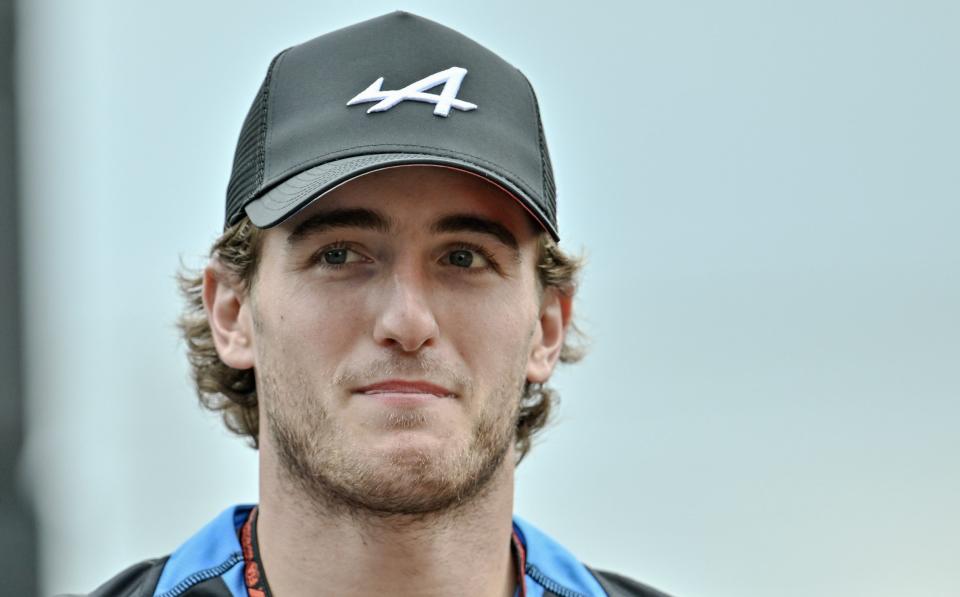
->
[85,11,670,597]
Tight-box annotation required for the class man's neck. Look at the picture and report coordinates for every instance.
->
[256,446,518,597]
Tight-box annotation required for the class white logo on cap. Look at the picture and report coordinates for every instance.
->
[346,67,477,117]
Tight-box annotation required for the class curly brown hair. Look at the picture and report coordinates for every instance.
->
[178,217,584,463]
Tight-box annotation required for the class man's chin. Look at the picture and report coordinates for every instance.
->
[337,442,505,515]
[362,428,457,460]
[277,436,511,518]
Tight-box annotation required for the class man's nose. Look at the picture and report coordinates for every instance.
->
[371,268,440,352]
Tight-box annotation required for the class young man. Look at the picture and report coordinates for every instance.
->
[85,11,670,597]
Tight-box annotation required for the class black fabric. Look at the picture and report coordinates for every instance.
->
[522,72,556,214]
[165,576,234,597]
[589,567,674,597]
[76,557,167,597]
[69,556,235,597]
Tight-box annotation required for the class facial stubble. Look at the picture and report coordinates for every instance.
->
[260,352,525,521]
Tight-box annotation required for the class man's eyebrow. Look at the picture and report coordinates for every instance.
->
[430,214,519,252]
[286,208,392,245]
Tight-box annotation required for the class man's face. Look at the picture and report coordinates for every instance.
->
[234,165,561,515]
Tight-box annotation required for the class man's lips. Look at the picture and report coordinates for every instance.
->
[353,380,456,398]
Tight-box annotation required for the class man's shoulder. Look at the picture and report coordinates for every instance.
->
[61,557,165,597]
[512,516,673,597]
[77,555,237,597]
[72,505,252,597]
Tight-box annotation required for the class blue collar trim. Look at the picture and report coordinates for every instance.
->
[153,504,253,597]
[513,515,607,597]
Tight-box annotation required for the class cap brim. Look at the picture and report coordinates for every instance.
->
[243,153,559,241]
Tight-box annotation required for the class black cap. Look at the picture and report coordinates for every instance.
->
[224,11,559,241]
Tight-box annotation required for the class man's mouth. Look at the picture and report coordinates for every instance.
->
[353,380,456,399]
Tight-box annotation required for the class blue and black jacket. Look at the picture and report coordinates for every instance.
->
[80,504,670,597]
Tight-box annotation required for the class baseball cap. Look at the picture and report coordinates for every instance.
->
[224,11,559,241]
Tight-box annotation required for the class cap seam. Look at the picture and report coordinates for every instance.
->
[262,48,292,191]
[518,70,546,201]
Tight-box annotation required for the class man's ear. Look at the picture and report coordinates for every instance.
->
[202,258,255,370]
[526,288,574,384]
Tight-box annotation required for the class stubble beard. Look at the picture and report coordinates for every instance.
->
[260,353,524,522]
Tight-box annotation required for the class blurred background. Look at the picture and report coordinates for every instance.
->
[3,1,958,596]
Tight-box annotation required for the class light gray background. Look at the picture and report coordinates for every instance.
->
[16,1,959,596]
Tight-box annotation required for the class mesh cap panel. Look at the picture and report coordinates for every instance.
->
[224,51,287,227]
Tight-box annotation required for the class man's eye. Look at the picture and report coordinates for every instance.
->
[316,246,364,266]
[444,247,493,270]
[447,249,475,268]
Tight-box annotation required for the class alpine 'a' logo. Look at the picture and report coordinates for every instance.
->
[346,67,478,118]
